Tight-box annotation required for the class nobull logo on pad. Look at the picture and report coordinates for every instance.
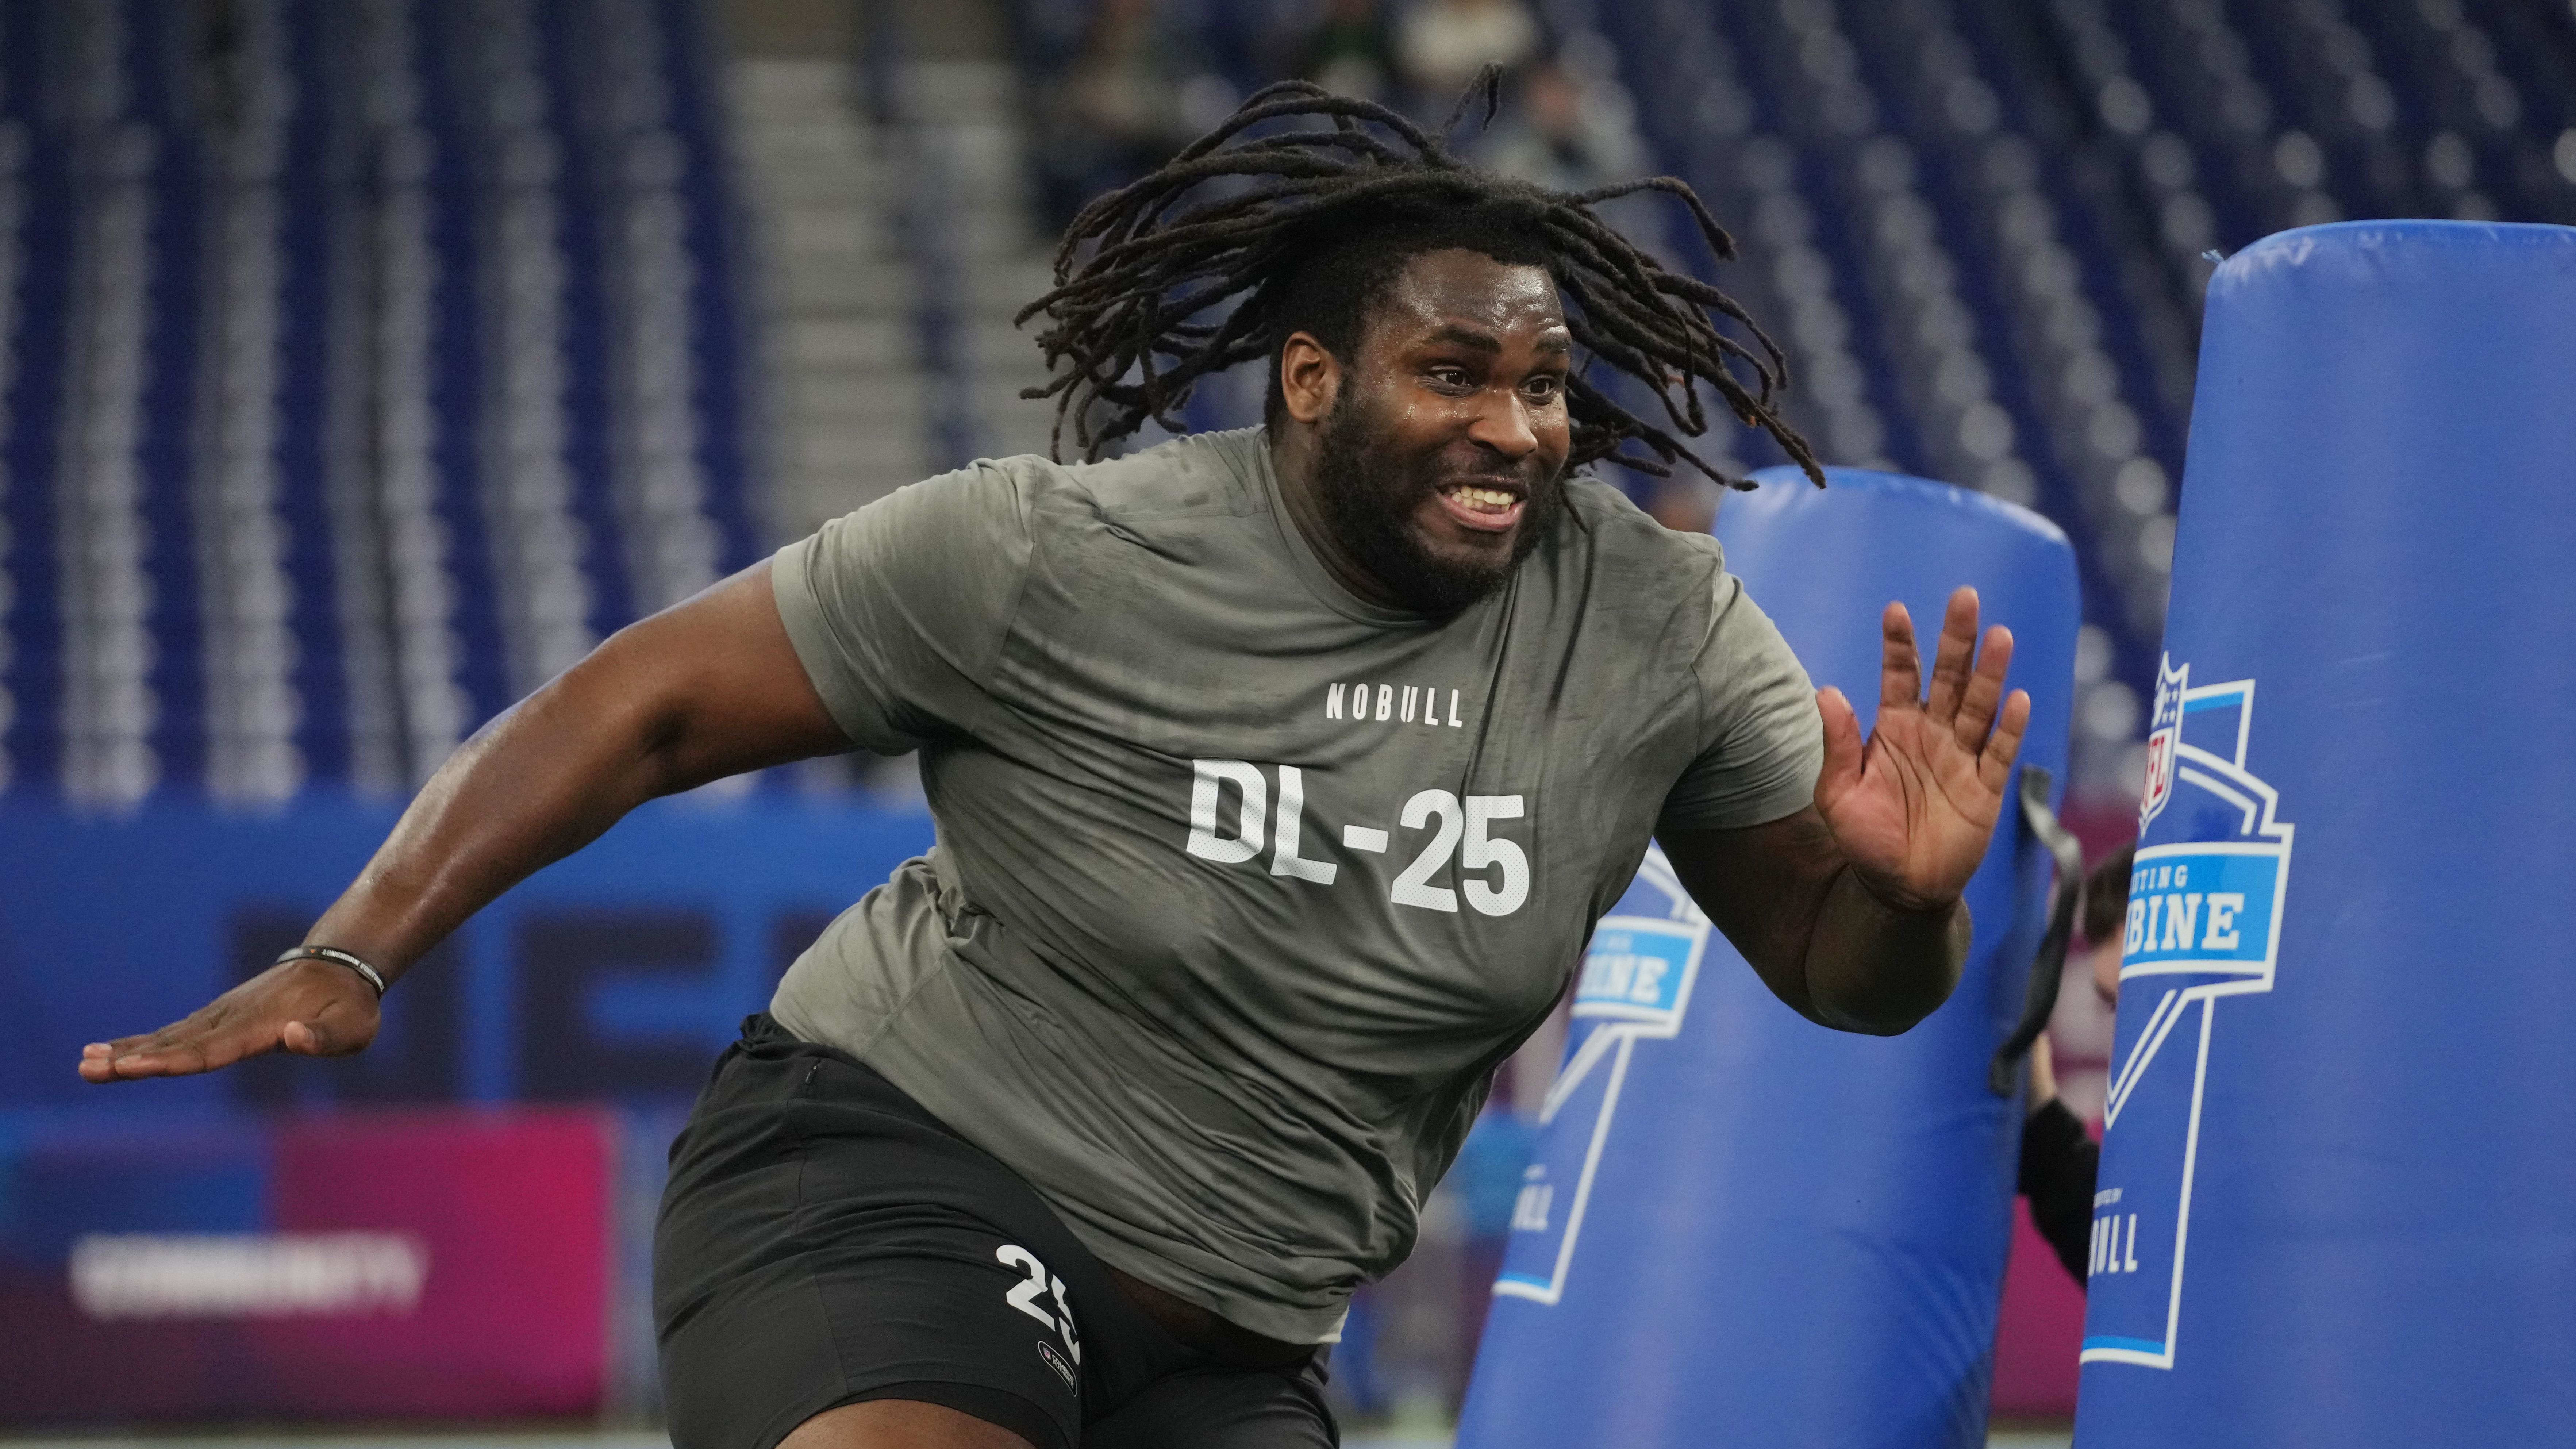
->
[2082,654,2296,1371]
[1491,847,1707,1306]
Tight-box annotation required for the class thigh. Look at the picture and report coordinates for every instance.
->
[659,1231,1084,1449]
[1080,1359,1339,1449]
[781,1396,1042,1449]
[655,1024,1091,1449]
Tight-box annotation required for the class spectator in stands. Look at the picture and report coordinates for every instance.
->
[1033,0,1231,232]
[1643,475,1722,534]
[1397,0,1539,107]
[2019,841,2132,1287]
[1293,0,1401,105]
[1473,58,1643,195]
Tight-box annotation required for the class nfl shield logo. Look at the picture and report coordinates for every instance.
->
[2139,654,2188,829]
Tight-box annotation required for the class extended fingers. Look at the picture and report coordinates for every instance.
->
[1978,690,2033,796]
[1953,624,2016,750]
[88,1036,225,1080]
[79,1007,269,1081]
[1923,587,1983,723]
[80,1038,205,1081]
[78,958,383,1083]
[1878,603,1922,712]
[79,1019,206,1079]
[1814,685,1867,812]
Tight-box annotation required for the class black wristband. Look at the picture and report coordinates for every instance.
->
[277,945,388,998]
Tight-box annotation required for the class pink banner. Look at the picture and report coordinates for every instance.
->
[1991,1198,2087,1419]
[0,1109,613,1425]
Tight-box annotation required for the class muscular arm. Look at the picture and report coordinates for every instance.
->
[80,562,849,1081]
[1658,810,1969,1035]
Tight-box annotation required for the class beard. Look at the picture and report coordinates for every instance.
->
[1307,389,1568,616]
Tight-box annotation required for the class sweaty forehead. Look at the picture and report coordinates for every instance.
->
[1370,249,1568,347]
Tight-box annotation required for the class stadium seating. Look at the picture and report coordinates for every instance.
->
[1590,0,2576,803]
[1003,0,2576,809]
[9,0,2575,815]
[0,0,762,806]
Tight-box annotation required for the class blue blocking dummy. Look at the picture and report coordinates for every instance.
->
[1456,469,2077,1449]
[2074,223,2576,1445]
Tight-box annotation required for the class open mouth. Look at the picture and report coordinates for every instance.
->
[1435,481,1526,533]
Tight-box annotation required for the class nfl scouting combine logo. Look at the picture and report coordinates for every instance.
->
[2138,653,2187,829]
[1490,845,1705,1305]
[2080,654,2295,1370]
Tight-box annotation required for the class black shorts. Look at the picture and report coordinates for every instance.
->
[654,1015,1338,1449]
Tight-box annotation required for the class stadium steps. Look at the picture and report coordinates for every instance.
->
[729,55,933,540]
[905,58,1064,466]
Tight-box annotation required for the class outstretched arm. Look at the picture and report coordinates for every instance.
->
[1659,587,2029,1035]
[79,562,849,1082]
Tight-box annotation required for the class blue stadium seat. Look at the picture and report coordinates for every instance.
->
[0,0,765,804]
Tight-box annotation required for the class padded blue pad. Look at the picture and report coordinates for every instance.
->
[2074,222,2576,1445]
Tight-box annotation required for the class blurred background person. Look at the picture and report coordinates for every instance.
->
[2020,842,2133,1287]
[1471,58,1641,195]
[1395,0,1538,111]
[1031,0,1234,232]
[1292,0,1400,107]
[1641,475,1723,535]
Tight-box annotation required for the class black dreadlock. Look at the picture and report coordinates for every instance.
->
[1015,75,1824,490]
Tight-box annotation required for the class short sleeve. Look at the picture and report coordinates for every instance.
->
[770,460,1036,754]
[1655,569,1825,833]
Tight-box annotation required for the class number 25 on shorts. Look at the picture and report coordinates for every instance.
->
[1182,758,1529,916]
[996,1243,1081,1369]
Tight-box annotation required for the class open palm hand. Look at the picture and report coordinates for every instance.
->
[1814,587,2030,912]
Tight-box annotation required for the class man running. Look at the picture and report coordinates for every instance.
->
[81,83,2030,1449]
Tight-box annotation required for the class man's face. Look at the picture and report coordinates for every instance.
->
[2090,933,2123,1008]
[1307,249,1575,615]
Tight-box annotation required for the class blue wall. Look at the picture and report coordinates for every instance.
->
[1,797,936,1116]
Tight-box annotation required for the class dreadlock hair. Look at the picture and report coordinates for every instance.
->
[1015,74,1823,490]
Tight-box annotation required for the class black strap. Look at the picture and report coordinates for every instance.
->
[1989,764,2085,1096]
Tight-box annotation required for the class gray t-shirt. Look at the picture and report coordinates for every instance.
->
[769,428,1820,1343]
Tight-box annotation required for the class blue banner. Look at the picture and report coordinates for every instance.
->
[0,796,935,1114]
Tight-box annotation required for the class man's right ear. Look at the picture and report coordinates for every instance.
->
[1277,331,1341,425]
